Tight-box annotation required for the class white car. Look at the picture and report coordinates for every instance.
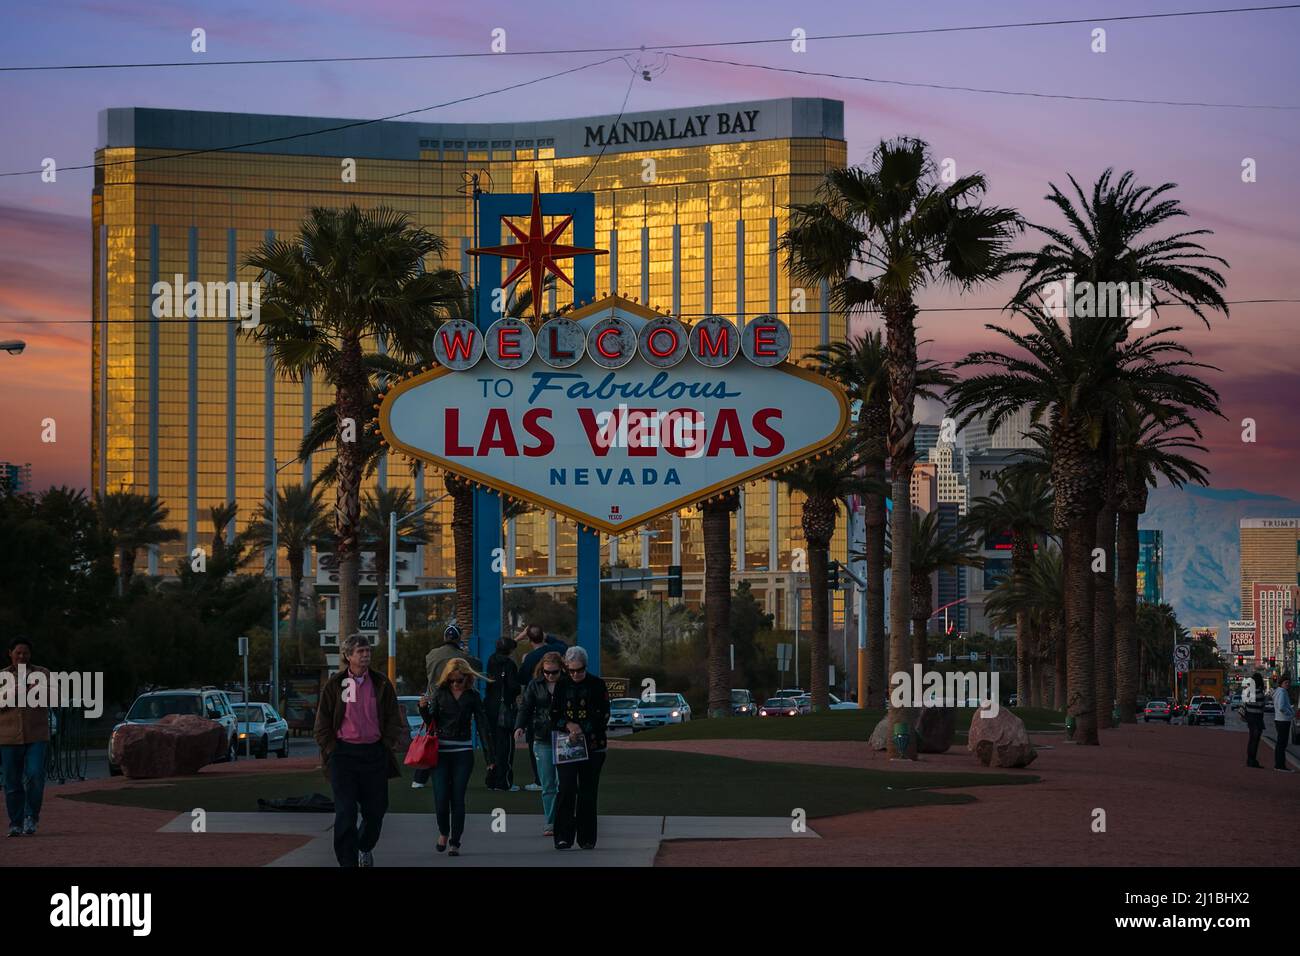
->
[632,694,692,730]
[233,702,290,758]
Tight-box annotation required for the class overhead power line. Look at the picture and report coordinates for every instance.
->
[5,299,1297,326]
[2,4,1297,71]
[0,56,624,178]
[666,52,1300,111]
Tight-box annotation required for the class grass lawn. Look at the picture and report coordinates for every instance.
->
[67,748,1035,818]
[624,706,1066,742]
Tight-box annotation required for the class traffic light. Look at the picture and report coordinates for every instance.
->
[667,564,682,598]
[1268,656,1277,669]
[1236,655,1245,667]
[827,560,840,590]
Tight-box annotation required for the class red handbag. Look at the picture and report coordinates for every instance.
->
[404,720,439,768]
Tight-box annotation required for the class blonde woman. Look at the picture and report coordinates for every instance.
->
[514,650,564,835]
[418,658,494,856]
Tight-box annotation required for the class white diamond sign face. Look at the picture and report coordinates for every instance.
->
[380,301,849,533]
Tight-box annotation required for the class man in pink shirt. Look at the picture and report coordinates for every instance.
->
[315,634,403,867]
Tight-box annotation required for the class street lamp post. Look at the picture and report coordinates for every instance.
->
[268,456,298,709]
[387,493,449,685]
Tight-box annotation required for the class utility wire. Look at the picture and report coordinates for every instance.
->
[3,4,1298,71]
[0,56,624,178]
[667,52,1300,110]
[7,299,1297,325]
[571,61,638,192]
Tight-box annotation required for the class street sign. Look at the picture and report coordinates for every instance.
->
[237,636,248,657]
[1173,644,1191,663]
[1175,660,1189,674]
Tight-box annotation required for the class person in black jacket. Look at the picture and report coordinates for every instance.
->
[1241,672,1266,768]
[516,624,569,791]
[484,637,521,791]
[549,645,610,850]
[514,650,565,835]
[418,658,494,856]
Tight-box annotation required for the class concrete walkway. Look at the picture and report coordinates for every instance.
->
[156,812,818,866]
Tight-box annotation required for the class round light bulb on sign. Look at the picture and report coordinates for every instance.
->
[536,317,587,369]
[741,314,791,366]
[433,319,484,370]
[485,317,536,370]
[588,315,637,370]
[637,315,689,369]
[688,315,740,368]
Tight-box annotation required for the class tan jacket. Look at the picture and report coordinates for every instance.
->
[0,665,51,746]
[424,642,482,695]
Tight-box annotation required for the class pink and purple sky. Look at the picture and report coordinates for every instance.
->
[1,0,1297,496]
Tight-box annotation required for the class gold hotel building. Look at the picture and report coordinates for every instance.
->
[91,98,849,626]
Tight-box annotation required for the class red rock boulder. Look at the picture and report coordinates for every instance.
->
[966,706,1037,768]
[112,714,227,778]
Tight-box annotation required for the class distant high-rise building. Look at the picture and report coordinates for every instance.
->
[963,449,1026,636]
[915,423,942,461]
[1239,518,1300,617]
[1251,583,1299,665]
[928,441,968,515]
[910,462,938,514]
[1137,530,1164,605]
[935,500,968,632]
[962,408,1037,455]
[0,462,32,494]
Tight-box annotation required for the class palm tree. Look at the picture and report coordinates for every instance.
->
[244,485,331,665]
[950,307,1220,744]
[780,444,880,711]
[904,511,982,668]
[208,501,238,573]
[245,206,459,644]
[806,333,950,708]
[783,137,1020,751]
[96,491,181,595]
[1114,411,1211,721]
[988,544,1066,709]
[359,486,433,652]
[967,471,1053,706]
[702,489,740,718]
[1005,168,1228,728]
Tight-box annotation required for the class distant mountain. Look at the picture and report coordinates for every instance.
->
[1139,486,1300,633]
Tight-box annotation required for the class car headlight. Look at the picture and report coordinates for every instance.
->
[788,709,797,715]
[671,710,680,717]
[632,712,640,719]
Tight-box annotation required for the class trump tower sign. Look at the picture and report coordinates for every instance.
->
[379,296,850,533]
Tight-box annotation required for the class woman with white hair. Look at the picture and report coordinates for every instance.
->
[548,644,609,850]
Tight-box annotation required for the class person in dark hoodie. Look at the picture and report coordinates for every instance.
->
[1240,672,1266,768]
[418,658,494,856]
[549,645,609,850]
[484,637,521,791]
[516,624,567,791]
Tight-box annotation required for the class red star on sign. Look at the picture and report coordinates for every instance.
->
[467,172,607,322]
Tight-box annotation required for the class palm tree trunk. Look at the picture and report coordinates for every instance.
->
[1064,517,1099,744]
[1053,614,1067,711]
[807,539,830,712]
[910,575,931,670]
[375,547,389,663]
[334,334,364,647]
[703,494,736,718]
[1093,506,1117,728]
[1011,535,1032,709]
[447,475,474,634]
[1115,508,1140,722]
[864,469,887,708]
[885,303,918,757]
[289,550,304,665]
[117,546,133,596]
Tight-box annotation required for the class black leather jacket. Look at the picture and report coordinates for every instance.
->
[418,686,493,762]
[514,678,558,742]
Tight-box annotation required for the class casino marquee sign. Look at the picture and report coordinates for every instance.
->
[378,296,850,534]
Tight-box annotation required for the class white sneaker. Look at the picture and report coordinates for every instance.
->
[1274,767,1296,773]
[358,850,374,866]
[411,780,427,789]
[508,785,521,792]
[524,783,542,792]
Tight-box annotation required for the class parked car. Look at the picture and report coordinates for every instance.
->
[608,698,639,729]
[730,689,758,716]
[109,688,239,775]
[631,694,692,730]
[1187,695,1217,721]
[233,702,290,758]
[1142,700,1173,722]
[789,694,814,714]
[775,687,805,700]
[1190,700,1225,726]
[827,693,857,711]
[758,697,802,717]
[397,695,424,744]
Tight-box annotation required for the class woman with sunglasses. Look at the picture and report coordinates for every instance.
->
[418,658,494,857]
[513,650,564,835]
[548,645,610,850]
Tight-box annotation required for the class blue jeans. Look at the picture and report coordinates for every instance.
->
[433,749,474,843]
[1,742,48,828]
[533,742,558,825]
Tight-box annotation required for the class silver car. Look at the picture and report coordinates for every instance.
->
[632,693,692,730]
[608,698,639,729]
[109,688,240,775]
[233,702,290,758]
